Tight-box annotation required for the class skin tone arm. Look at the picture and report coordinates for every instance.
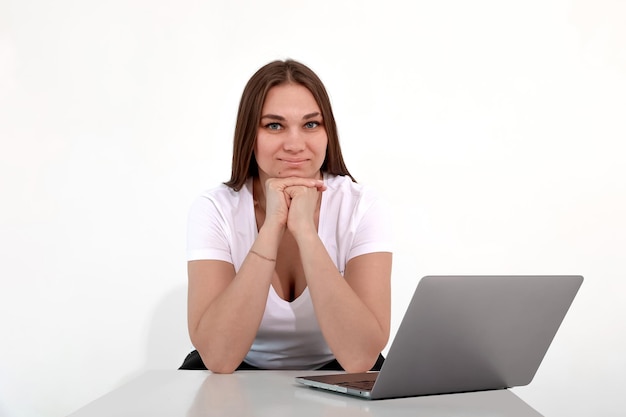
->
[187,227,280,374]
[284,184,392,373]
[187,177,326,374]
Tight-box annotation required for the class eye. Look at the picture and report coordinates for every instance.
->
[304,121,320,129]
[265,122,283,131]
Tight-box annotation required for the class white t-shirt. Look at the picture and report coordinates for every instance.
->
[187,173,393,369]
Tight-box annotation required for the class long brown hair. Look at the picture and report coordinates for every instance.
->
[224,59,355,191]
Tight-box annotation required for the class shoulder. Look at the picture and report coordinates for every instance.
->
[322,174,391,225]
[324,173,363,194]
[321,174,394,257]
[323,173,382,206]
[192,179,253,210]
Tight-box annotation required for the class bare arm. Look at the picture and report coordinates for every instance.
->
[297,235,392,373]
[286,185,392,373]
[187,177,326,373]
[187,221,282,373]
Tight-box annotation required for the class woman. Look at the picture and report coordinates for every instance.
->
[181,59,393,373]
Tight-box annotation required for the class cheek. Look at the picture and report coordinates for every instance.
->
[315,137,329,156]
[253,136,276,165]
[254,136,268,156]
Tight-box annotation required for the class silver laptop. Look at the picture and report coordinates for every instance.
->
[296,275,583,400]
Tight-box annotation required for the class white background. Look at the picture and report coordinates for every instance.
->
[1,1,624,416]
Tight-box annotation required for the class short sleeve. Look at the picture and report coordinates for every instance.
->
[347,190,394,261]
[186,194,233,263]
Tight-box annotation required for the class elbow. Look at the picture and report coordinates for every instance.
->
[342,364,370,374]
[207,363,237,374]
[202,354,242,374]
[337,338,388,373]
[201,357,239,374]
[193,347,241,374]
[338,352,382,374]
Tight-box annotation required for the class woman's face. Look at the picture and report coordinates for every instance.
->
[254,83,328,181]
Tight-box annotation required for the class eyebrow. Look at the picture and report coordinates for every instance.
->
[261,112,321,121]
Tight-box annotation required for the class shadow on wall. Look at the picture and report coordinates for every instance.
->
[144,285,192,370]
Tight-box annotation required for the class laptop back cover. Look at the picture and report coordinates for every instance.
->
[370,275,583,399]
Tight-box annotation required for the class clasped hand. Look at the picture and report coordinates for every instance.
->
[263,177,326,235]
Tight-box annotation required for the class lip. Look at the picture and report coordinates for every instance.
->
[279,158,308,164]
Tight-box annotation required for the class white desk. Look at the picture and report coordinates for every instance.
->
[68,370,544,417]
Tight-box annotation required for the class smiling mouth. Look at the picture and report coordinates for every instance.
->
[280,159,308,163]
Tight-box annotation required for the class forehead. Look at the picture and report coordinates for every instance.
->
[262,83,320,113]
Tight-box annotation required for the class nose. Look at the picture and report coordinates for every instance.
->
[283,128,305,152]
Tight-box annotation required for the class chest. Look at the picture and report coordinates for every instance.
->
[253,208,314,302]
[273,231,307,302]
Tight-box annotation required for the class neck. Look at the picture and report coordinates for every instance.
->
[253,177,266,213]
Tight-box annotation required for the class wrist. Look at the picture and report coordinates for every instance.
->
[290,224,318,245]
[257,220,285,250]
[259,218,286,235]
